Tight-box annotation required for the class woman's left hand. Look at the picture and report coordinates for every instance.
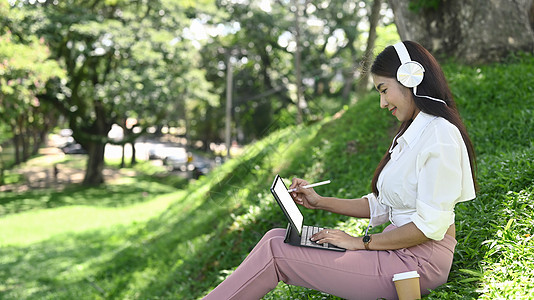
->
[310,229,360,250]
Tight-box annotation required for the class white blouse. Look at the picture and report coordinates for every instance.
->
[364,112,476,240]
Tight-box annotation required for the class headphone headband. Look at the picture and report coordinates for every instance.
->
[393,42,411,65]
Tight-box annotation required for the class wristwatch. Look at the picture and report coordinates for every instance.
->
[363,234,372,250]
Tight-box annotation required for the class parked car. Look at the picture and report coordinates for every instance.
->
[60,142,87,154]
[160,147,193,171]
[147,144,167,160]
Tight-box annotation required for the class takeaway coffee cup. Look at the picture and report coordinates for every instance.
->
[392,271,421,300]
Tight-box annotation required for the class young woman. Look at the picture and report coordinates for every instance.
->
[203,41,477,300]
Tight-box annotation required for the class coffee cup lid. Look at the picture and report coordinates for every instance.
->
[392,271,420,281]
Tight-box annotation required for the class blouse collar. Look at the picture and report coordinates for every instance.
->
[398,112,438,150]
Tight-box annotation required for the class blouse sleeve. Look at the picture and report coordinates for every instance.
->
[364,193,390,227]
[410,126,476,240]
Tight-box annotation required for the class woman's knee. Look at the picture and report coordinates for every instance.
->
[255,228,287,254]
[261,228,286,241]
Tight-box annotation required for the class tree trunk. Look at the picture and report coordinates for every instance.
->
[80,101,112,186]
[18,116,30,161]
[388,0,534,64]
[357,0,382,96]
[130,142,137,165]
[120,144,126,168]
[293,0,306,124]
[83,141,106,185]
[12,133,21,165]
[31,130,40,156]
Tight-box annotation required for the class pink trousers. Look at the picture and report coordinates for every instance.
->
[203,225,457,300]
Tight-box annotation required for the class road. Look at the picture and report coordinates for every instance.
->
[0,139,216,193]
[105,141,216,175]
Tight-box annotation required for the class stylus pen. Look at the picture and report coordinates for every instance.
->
[287,180,331,192]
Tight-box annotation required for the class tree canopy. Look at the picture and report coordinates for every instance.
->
[0,1,65,164]
[3,0,218,184]
[1,0,531,184]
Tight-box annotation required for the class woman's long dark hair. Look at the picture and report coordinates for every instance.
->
[370,41,477,196]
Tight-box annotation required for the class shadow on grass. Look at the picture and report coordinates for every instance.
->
[4,144,526,300]
[3,90,532,299]
[0,175,186,216]
[0,189,279,300]
[0,122,304,299]
[0,225,134,299]
[0,129,295,299]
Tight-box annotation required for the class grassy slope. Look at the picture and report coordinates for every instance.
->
[0,54,533,299]
[433,55,534,299]
[163,53,534,299]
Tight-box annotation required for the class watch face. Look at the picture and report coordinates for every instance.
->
[363,235,371,243]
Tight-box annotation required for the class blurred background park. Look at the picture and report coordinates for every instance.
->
[1,0,533,299]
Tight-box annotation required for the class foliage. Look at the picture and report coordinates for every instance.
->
[408,0,441,12]
[199,0,385,143]
[0,4,65,164]
[4,0,217,184]
[1,19,533,300]
[1,0,390,184]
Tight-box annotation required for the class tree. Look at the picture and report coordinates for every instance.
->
[0,2,65,166]
[388,0,534,64]
[6,0,212,185]
[306,0,370,102]
[199,2,296,144]
[199,0,380,144]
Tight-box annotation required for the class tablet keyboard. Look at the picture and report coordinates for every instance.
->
[301,225,332,248]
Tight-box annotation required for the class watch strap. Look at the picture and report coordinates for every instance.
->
[363,235,372,250]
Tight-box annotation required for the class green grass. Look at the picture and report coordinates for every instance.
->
[0,53,533,299]
[0,188,182,246]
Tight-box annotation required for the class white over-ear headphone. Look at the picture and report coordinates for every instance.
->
[393,42,446,105]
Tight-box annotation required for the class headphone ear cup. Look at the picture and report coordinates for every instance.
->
[397,61,425,88]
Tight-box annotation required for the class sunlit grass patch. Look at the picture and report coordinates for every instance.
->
[0,175,182,247]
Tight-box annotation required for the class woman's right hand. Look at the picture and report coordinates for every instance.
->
[289,177,323,209]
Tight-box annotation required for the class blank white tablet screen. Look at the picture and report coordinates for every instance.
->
[273,177,303,234]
